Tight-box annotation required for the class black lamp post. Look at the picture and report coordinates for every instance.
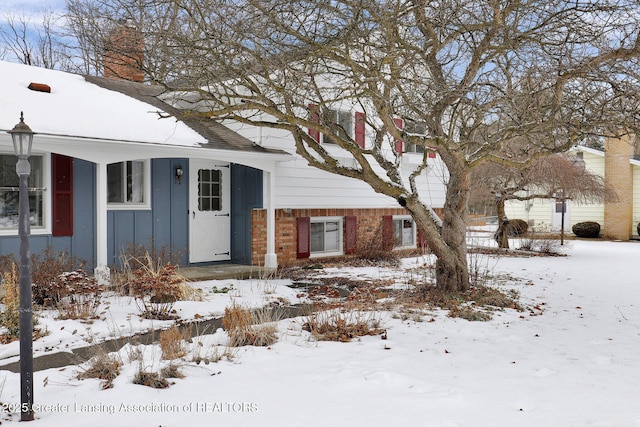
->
[8,112,35,422]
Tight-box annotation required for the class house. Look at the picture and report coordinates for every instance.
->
[504,134,640,240]
[0,60,447,277]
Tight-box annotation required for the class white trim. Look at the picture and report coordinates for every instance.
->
[96,163,108,267]
[264,168,278,268]
[309,216,344,258]
[106,159,152,211]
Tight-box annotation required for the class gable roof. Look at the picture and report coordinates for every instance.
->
[84,75,281,154]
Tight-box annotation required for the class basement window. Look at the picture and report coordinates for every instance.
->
[310,216,343,256]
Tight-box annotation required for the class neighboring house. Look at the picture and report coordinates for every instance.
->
[505,135,640,240]
[0,60,447,275]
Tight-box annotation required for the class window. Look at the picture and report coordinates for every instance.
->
[393,217,415,247]
[107,160,148,207]
[404,121,426,154]
[322,109,353,144]
[0,154,45,229]
[310,217,343,256]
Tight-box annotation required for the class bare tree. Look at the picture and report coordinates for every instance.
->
[0,9,72,70]
[471,153,616,248]
[68,1,640,292]
[64,0,186,80]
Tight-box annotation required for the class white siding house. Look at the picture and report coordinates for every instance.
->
[505,141,640,239]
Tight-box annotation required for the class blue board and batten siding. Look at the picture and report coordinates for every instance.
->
[0,157,96,265]
[0,157,262,269]
[108,158,189,268]
[230,164,263,265]
[108,160,262,267]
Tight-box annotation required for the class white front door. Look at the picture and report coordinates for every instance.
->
[551,197,571,231]
[189,159,231,263]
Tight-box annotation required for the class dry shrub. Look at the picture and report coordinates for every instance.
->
[0,264,20,340]
[355,223,398,263]
[48,270,103,320]
[518,231,562,255]
[302,309,384,342]
[159,326,189,360]
[161,362,184,379]
[77,351,122,390]
[420,285,523,321]
[126,253,185,320]
[30,247,85,306]
[113,243,183,291]
[222,305,280,347]
[133,369,169,389]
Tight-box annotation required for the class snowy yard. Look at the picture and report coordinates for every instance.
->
[1,239,639,426]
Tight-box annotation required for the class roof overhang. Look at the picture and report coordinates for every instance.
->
[0,131,291,172]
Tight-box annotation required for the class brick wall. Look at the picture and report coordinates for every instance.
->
[103,24,144,82]
[251,207,444,266]
[604,134,634,240]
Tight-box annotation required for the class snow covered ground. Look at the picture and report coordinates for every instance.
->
[1,239,639,426]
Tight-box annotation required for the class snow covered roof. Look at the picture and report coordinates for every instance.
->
[0,61,205,146]
[0,61,286,158]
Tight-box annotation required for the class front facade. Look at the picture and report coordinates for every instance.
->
[0,61,447,272]
[505,137,640,239]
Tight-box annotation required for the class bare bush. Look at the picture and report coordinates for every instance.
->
[302,308,384,342]
[133,368,169,389]
[49,270,103,320]
[222,305,281,347]
[355,223,399,264]
[126,254,185,320]
[159,326,189,360]
[0,264,20,340]
[77,350,122,390]
[30,247,86,306]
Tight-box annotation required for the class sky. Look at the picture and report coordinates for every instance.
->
[0,0,66,15]
[0,0,66,30]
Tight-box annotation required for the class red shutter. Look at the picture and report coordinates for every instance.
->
[344,216,357,254]
[297,216,311,258]
[308,104,320,143]
[52,154,73,236]
[355,112,366,148]
[382,215,394,246]
[393,118,404,154]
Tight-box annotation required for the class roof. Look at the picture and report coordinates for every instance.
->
[0,61,286,158]
[84,75,284,155]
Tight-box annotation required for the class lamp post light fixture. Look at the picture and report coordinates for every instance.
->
[8,112,35,422]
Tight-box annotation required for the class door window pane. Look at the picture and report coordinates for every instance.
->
[198,169,222,211]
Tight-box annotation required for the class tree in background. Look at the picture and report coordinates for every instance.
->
[470,152,617,249]
[0,9,73,70]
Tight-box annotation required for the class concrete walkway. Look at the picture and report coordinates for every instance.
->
[179,264,273,281]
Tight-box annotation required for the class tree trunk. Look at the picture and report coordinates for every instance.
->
[494,199,510,249]
[407,164,470,293]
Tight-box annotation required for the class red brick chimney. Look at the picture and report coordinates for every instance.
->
[103,20,144,82]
